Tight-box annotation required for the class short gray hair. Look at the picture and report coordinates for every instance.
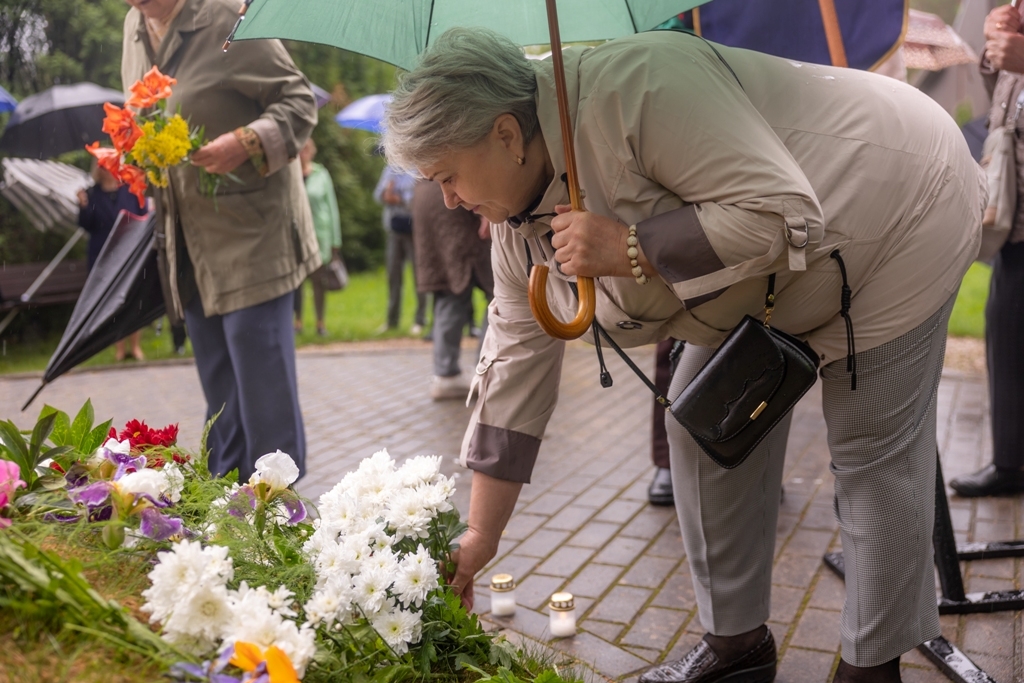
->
[382,28,539,172]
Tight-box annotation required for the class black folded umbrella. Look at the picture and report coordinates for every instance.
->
[0,82,125,159]
[23,210,165,410]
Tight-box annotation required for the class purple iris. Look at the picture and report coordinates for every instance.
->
[70,481,113,507]
[169,644,241,683]
[227,487,257,519]
[103,446,147,480]
[138,507,183,541]
[279,492,307,525]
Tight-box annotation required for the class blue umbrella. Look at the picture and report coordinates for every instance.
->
[334,93,391,134]
[0,86,16,114]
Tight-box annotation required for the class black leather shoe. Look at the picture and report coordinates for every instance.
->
[950,464,1024,497]
[639,629,776,683]
[648,467,674,506]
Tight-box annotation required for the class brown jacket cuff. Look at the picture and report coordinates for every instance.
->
[466,423,541,484]
[635,205,728,308]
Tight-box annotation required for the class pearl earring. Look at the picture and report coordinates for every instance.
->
[516,155,525,165]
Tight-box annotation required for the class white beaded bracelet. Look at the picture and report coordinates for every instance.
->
[627,225,650,285]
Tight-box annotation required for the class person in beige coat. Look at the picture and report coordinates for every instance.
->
[121,0,319,481]
[383,28,984,683]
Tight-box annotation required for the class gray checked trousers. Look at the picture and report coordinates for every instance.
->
[666,296,954,667]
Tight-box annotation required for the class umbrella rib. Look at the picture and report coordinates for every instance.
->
[624,0,638,33]
[423,0,437,57]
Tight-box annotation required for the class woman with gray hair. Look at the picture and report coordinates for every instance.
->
[383,28,984,683]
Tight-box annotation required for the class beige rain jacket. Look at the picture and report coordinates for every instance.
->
[121,0,320,318]
[461,31,985,484]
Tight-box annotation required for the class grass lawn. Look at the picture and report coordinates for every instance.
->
[0,263,992,376]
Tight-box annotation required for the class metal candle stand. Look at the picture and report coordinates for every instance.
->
[822,450,1024,683]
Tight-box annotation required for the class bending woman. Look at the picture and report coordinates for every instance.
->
[382,28,984,683]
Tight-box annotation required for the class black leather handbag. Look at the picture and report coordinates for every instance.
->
[592,273,822,470]
[670,302,819,469]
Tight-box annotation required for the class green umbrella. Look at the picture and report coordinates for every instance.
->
[228,0,703,71]
[229,0,706,339]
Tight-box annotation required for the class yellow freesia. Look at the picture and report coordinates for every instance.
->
[131,114,192,170]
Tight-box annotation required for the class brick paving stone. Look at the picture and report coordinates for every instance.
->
[775,646,836,683]
[568,522,621,549]
[769,584,806,625]
[645,525,685,559]
[515,574,566,610]
[618,556,678,589]
[594,536,651,566]
[484,553,540,581]
[773,555,823,589]
[783,529,836,558]
[962,612,1017,657]
[534,546,596,578]
[515,529,572,558]
[581,618,625,643]
[545,504,596,532]
[620,607,685,651]
[650,569,696,611]
[807,573,846,612]
[502,513,548,541]
[899,665,950,683]
[789,607,842,653]
[620,645,659,663]
[588,585,652,624]
[567,564,624,598]
[596,499,647,524]
[550,475,601,496]
[620,507,675,540]
[523,492,575,516]
[663,631,703,664]
[549,632,651,679]
[574,486,622,509]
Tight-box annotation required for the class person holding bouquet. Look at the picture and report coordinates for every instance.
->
[119,0,319,482]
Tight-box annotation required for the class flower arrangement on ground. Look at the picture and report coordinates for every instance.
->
[0,401,577,683]
[87,66,224,204]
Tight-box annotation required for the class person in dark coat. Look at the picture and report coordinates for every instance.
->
[77,162,148,361]
[411,179,494,400]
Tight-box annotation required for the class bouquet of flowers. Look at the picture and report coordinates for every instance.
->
[86,66,219,204]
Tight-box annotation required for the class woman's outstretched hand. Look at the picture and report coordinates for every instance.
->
[447,528,498,613]
[550,204,654,279]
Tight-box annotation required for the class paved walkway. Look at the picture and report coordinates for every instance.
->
[0,342,1020,682]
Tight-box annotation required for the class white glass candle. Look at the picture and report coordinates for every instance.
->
[490,574,517,616]
[549,592,576,638]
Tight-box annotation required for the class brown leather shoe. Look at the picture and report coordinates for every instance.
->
[638,629,776,683]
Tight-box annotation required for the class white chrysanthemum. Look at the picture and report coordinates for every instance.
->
[384,488,432,541]
[142,540,233,624]
[261,585,297,618]
[222,584,317,676]
[418,480,455,515]
[371,605,424,656]
[366,546,399,576]
[353,565,393,615]
[162,630,217,656]
[164,583,233,644]
[393,546,440,607]
[303,580,355,628]
[397,455,442,488]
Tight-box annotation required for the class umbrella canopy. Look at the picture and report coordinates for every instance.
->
[0,86,16,114]
[231,0,703,70]
[0,157,92,233]
[904,9,978,71]
[335,94,391,133]
[0,82,125,159]
[23,210,164,410]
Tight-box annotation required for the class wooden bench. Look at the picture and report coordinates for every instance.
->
[0,260,88,311]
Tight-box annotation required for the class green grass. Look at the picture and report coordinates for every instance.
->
[948,262,991,338]
[0,267,489,376]
[0,263,992,376]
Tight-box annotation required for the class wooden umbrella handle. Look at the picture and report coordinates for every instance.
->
[528,0,596,340]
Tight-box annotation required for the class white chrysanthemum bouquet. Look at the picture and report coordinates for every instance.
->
[139,449,469,680]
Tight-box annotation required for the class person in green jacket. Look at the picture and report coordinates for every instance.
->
[294,138,342,336]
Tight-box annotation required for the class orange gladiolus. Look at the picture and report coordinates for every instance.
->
[117,163,148,206]
[230,642,300,683]
[86,141,123,176]
[126,66,177,109]
[101,103,143,153]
